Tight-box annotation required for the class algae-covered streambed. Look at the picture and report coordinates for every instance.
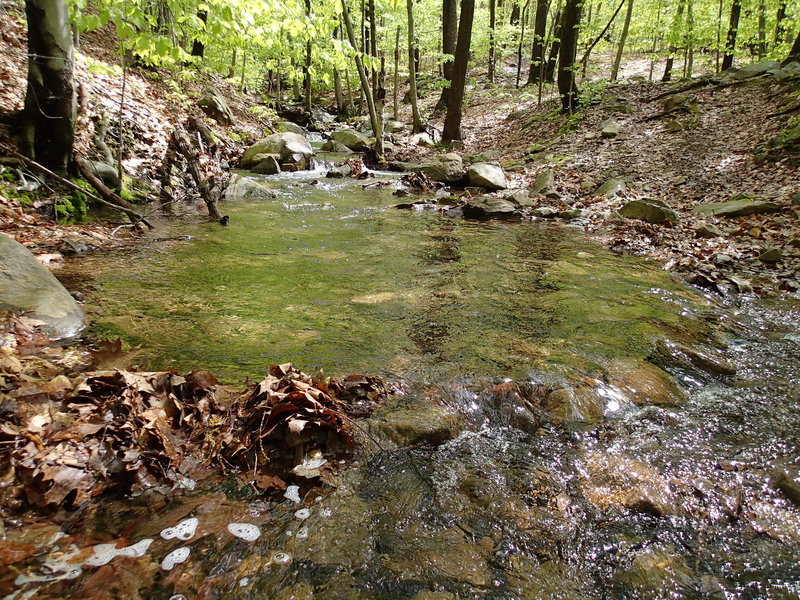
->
[79,171,707,384]
[22,168,800,599]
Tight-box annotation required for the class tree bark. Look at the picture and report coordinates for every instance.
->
[774,2,787,45]
[436,0,459,110]
[393,25,401,118]
[341,0,384,156]
[303,0,313,113]
[407,0,424,132]
[544,5,563,82]
[785,28,800,66]
[442,0,475,142]
[662,0,686,81]
[21,0,76,175]
[527,0,549,83]
[171,125,222,221]
[191,10,207,58]
[557,0,582,112]
[610,0,634,81]
[757,0,766,59]
[488,0,497,82]
[721,0,742,71]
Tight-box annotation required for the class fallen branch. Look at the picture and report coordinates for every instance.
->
[171,123,223,221]
[0,142,151,228]
[75,152,154,229]
[648,76,718,101]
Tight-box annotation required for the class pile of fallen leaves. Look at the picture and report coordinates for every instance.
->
[0,315,389,516]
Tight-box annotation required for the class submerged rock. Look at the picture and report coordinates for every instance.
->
[613,545,696,599]
[0,234,85,339]
[367,400,465,447]
[462,197,519,220]
[466,163,508,190]
[655,338,736,377]
[619,198,679,224]
[543,387,604,425]
[606,359,688,406]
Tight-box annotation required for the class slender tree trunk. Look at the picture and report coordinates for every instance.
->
[240,52,248,92]
[774,2,787,45]
[407,0,424,132]
[685,0,694,77]
[303,0,312,113]
[610,0,634,80]
[580,0,625,71]
[393,26,400,118]
[228,49,237,79]
[648,0,662,81]
[442,0,475,142]
[21,0,76,175]
[341,0,384,155]
[527,0,549,83]
[722,0,742,70]
[716,0,723,72]
[757,0,766,59]
[662,0,685,81]
[510,2,520,24]
[516,0,531,86]
[436,0,459,110]
[545,6,563,82]
[784,28,800,65]
[368,0,378,99]
[488,0,497,81]
[191,9,206,57]
[557,0,582,112]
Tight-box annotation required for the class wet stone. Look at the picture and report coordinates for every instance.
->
[606,359,688,406]
[462,197,519,220]
[543,387,605,425]
[366,400,465,447]
[613,545,696,599]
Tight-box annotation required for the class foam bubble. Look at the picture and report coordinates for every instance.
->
[161,547,191,571]
[272,551,292,565]
[169,595,187,600]
[227,523,261,541]
[297,526,309,539]
[83,538,153,567]
[160,517,199,541]
[294,508,311,520]
[239,577,250,587]
[284,485,301,503]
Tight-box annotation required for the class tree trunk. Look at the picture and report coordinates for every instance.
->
[648,0,662,81]
[303,0,312,113]
[393,26,400,118]
[191,9,206,57]
[582,0,625,74]
[784,28,800,65]
[721,0,742,71]
[436,0,459,110]
[544,6,563,82]
[774,2,787,45]
[662,0,685,81]
[228,49,237,79]
[557,0,582,112]
[21,0,76,175]
[407,0,424,132]
[610,0,633,80]
[368,0,378,99]
[685,0,694,77]
[341,0,384,156]
[442,0,475,142]
[757,0,766,59]
[527,0,549,83]
[516,0,531,86]
[488,0,497,81]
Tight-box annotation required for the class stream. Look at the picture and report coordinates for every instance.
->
[14,161,800,599]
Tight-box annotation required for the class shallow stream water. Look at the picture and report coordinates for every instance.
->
[15,164,800,599]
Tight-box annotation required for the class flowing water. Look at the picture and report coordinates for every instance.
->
[15,164,800,599]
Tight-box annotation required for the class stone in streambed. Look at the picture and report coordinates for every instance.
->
[466,163,508,190]
[420,153,463,184]
[606,359,688,407]
[320,140,353,153]
[531,206,559,218]
[251,155,281,175]
[275,121,305,135]
[331,128,371,151]
[462,197,519,220]
[241,133,313,169]
[326,164,353,179]
[224,174,277,200]
[619,198,679,224]
[543,387,605,425]
[693,199,781,218]
[0,233,85,339]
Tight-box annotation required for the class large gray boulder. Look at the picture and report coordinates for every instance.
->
[197,87,234,125]
[330,128,371,151]
[462,197,518,220]
[693,200,781,218]
[275,121,305,135]
[420,153,463,184]
[466,163,508,190]
[619,198,679,224]
[240,133,313,169]
[731,60,782,80]
[0,234,84,339]
[320,140,354,153]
